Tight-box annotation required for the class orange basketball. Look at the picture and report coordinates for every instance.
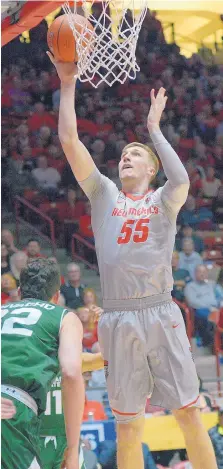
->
[47,14,94,63]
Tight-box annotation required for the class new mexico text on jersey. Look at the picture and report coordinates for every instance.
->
[1,299,68,414]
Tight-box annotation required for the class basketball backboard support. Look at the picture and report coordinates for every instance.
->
[1,0,65,46]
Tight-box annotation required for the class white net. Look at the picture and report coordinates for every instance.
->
[63,0,147,88]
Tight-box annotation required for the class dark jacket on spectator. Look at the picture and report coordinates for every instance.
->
[60,282,86,309]
[208,425,223,469]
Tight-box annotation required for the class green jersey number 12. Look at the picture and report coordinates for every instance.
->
[1,308,42,337]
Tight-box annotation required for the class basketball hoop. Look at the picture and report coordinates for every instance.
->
[63,0,148,87]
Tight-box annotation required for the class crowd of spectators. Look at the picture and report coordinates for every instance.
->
[2,8,223,253]
[1,7,223,467]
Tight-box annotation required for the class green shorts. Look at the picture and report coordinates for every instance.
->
[39,436,85,469]
[1,394,41,469]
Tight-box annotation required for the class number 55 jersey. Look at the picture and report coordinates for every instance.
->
[79,168,187,301]
[1,299,68,414]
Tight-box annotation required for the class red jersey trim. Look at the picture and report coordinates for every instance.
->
[121,190,153,201]
[111,407,139,416]
[178,395,200,410]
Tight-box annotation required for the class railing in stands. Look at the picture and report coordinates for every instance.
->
[71,233,99,273]
[15,196,56,255]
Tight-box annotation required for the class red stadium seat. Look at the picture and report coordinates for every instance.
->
[204,249,223,263]
[196,198,212,208]
[204,236,223,249]
[39,202,53,214]
[39,201,68,222]
[23,189,39,201]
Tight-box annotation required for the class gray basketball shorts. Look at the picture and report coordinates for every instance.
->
[98,293,200,422]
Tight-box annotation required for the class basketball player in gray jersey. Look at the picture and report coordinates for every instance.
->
[48,51,217,469]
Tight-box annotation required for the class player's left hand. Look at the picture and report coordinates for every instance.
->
[147,87,168,132]
[60,447,79,469]
[1,397,16,419]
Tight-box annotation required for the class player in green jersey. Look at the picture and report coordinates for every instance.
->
[39,351,104,469]
[1,258,85,469]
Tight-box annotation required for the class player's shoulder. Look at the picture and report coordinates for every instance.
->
[60,310,83,331]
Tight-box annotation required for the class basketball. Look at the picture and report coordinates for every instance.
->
[47,14,94,63]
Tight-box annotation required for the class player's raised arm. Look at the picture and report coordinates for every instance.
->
[147,88,190,215]
[59,311,84,468]
[47,52,96,182]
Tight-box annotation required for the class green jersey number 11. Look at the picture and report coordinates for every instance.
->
[45,387,63,416]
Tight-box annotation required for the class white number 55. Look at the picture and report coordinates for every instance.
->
[1,308,42,337]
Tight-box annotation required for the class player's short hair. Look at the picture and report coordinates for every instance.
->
[122,142,159,180]
[20,258,60,302]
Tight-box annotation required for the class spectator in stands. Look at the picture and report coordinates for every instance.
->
[32,154,61,200]
[59,262,86,309]
[61,162,78,188]
[8,148,37,198]
[77,306,99,352]
[214,145,223,174]
[9,77,31,113]
[25,239,43,260]
[16,124,30,153]
[48,256,65,285]
[83,373,107,422]
[9,251,28,287]
[47,145,66,174]
[1,229,18,256]
[208,407,223,469]
[19,146,36,172]
[212,186,223,224]
[175,224,204,254]
[27,102,56,132]
[63,187,85,253]
[83,288,98,309]
[178,194,213,227]
[91,139,105,166]
[1,243,10,275]
[179,238,203,280]
[35,126,52,149]
[79,201,94,244]
[184,265,220,346]
[216,268,223,307]
[2,148,10,207]
[202,167,221,199]
[79,201,97,265]
[98,439,157,469]
[80,440,99,469]
[1,273,17,304]
[178,194,197,226]
[172,251,191,303]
